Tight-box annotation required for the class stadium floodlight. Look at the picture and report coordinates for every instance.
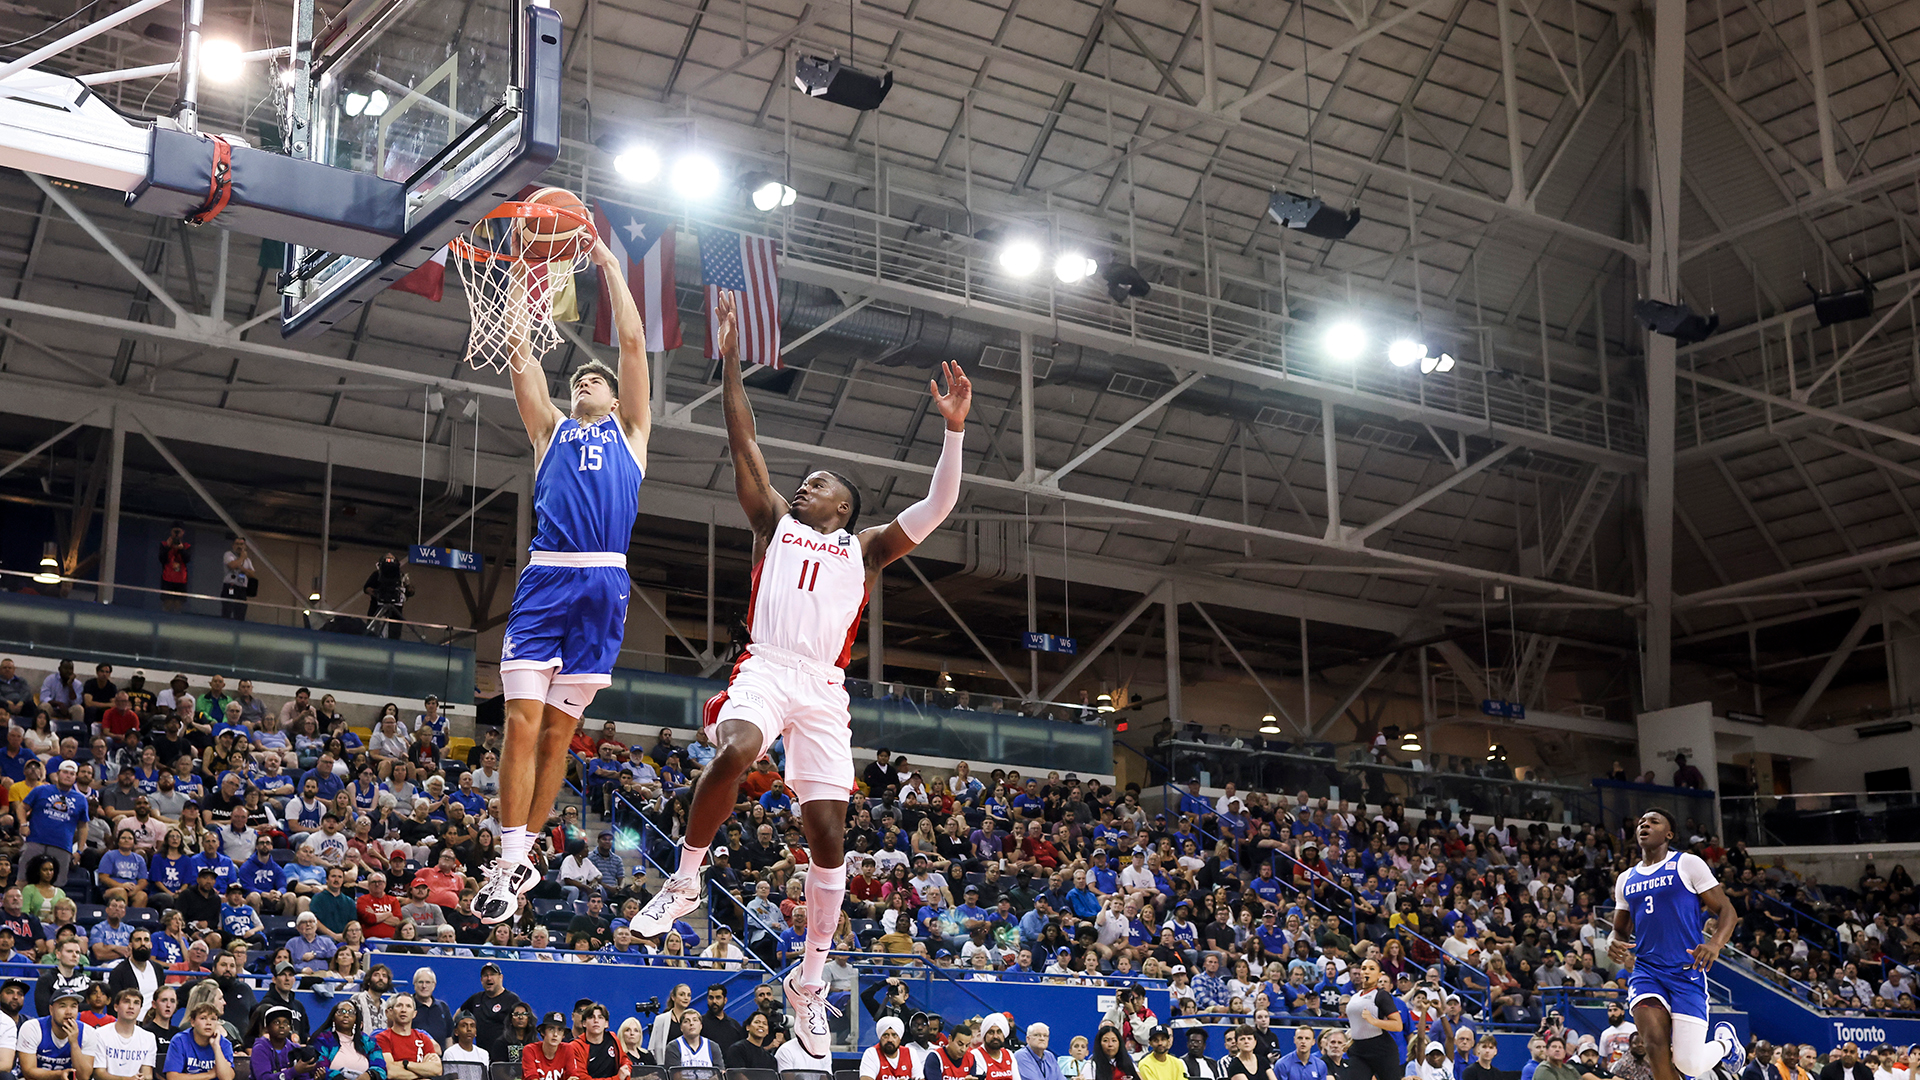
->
[998,240,1043,277]
[613,145,662,183]
[34,542,58,585]
[1387,339,1427,367]
[199,39,246,83]
[1258,714,1282,735]
[1103,263,1151,305]
[1267,190,1361,240]
[1323,320,1366,362]
[1054,253,1097,284]
[669,153,722,200]
[737,174,791,210]
[1400,729,1422,752]
[1808,270,1875,327]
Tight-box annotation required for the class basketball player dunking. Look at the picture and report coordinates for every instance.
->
[474,239,649,923]
[632,293,970,1053]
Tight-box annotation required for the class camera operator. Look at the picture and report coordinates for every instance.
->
[363,553,417,639]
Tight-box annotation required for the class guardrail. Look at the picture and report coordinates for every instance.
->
[1721,790,1920,847]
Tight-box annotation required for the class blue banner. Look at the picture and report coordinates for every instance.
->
[409,544,483,571]
[1022,632,1077,654]
[1480,698,1526,719]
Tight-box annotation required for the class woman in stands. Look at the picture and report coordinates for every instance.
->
[21,856,64,920]
[150,909,190,967]
[491,1003,538,1067]
[313,999,387,1080]
[615,1019,648,1068]
[646,983,695,1062]
[727,1012,777,1072]
[139,984,179,1041]
[1090,1026,1139,1080]
[149,831,193,911]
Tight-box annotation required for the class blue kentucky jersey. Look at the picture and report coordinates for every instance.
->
[534,416,644,553]
[1616,850,1715,971]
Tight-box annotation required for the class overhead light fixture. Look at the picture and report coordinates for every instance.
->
[424,390,445,413]
[1258,714,1282,735]
[1420,352,1456,375]
[1486,743,1508,762]
[613,145,662,183]
[669,153,721,200]
[1808,270,1875,327]
[1267,190,1361,241]
[1856,720,1914,739]
[1387,339,1427,368]
[308,591,321,603]
[34,542,59,585]
[1054,253,1097,284]
[1096,692,1114,713]
[1323,320,1366,362]
[1634,298,1718,345]
[794,54,893,111]
[198,39,246,83]
[1102,263,1151,305]
[743,172,797,211]
[1401,730,1422,752]
[998,241,1042,277]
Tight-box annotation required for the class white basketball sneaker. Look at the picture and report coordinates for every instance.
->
[630,871,702,939]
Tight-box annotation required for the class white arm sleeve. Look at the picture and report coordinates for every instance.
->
[1677,852,1719,894]
[894,428,964,543]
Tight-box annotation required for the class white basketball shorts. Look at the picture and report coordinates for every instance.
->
[703,643,856,803]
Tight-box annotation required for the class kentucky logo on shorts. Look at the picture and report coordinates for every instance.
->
[501,633,516,659]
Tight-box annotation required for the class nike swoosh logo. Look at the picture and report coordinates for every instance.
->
[563,698,581,707]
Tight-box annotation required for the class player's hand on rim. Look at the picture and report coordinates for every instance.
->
[589,236,617,269]
[930,360,972,428]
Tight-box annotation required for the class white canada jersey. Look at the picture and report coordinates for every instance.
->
[748,514,868,667]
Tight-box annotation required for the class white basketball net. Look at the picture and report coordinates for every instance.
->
[451,204,596,374]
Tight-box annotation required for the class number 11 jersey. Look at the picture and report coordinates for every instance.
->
[748,514,868,667]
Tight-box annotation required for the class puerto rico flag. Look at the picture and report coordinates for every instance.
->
[590,199,682,352]
[699,226,782,369]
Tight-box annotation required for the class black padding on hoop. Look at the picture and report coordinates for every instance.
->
[129,127,407,258]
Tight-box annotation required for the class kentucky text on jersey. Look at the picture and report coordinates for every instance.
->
[532,416,644,554]
[1619,874,1676,897]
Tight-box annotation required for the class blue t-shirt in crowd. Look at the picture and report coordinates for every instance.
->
[0,745,32,783]
[23,784,84,847]
[185,852,237,890]
[165,1031,234,1076]
[98,850,147,885]
[220,903,260,939]
[238,856,286,894]
[150,852,193,894]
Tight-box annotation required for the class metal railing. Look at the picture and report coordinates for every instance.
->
[1721,790,1920,847]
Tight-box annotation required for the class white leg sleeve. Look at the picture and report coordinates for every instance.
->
[501,667,556,703]
[1669,1014,1727,1076]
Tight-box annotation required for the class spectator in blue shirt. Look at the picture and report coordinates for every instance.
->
[777,910,809,965]
[1017,896,1055,948]
[300,754,345,801]
[1275,1027,1329,1080]
[954,886,992,935]
[1063,872,1101,921]
[1177,780,1212,818]
[237,835,289,915]
[97,829,150,909]
[1191,952,1232,1010]
[758,779,793,817]
[88,896,135,964]
[1281,967,1317,1015]
[21,759,86,884]
[1250,864,1286,909]
[185,830,238,892]
[1011,780,1045,819]
[166,1002,238,1080]
[0,726,32,784]
[219,882,266,946]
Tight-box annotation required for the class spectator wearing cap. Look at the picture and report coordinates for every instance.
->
[18,758,85,887]
[250,1003,304,1080]
[252,961,310,1041]
[457,963,520,1050]
[22,985,85,1078]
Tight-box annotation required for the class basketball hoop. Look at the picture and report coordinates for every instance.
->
[449,199,599,373]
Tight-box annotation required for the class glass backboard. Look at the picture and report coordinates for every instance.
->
[278,0,561,336]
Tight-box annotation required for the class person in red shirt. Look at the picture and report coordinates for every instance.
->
[524,1013,582,1080]
[374,994,443,1080]
[1023,828,1062,871]
[967,1016,1016,1080]
[354,872,404,939]
[101,693,141,742]
[413,849,468,909]
[849,857,885,915]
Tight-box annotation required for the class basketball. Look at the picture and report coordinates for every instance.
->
[515,187,591,263]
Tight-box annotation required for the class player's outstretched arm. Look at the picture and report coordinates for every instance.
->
[717,293,786,536]
[590,238,652,459]
[863,360,971,568]
[505,265,563,453]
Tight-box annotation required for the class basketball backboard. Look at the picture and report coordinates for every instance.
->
[277,0,563,337]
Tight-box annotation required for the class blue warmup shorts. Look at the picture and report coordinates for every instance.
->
[501,563,630,679]
[1627,963,1709,1025]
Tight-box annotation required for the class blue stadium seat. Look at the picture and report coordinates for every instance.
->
[269,849,297,865]
[126,907,159,925]
[75,903,106,926]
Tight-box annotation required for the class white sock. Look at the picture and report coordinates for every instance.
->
[675,845,709,882]
[501,826,532,864]
[799,861,846,989]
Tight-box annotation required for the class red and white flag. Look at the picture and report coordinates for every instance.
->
[700,226,782,369]
[390,247,448,301]
[590,200,682,352]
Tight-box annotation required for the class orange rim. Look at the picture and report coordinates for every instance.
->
[449,200,598,263]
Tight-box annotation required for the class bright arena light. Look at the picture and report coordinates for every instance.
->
[1422,352,1457,374]
[751,179,797,211]
[199,39,246,83]
[1387,338,1427,367]
[1054,253,1098,284]
[669,153,722,200]
[1322,321,1367,362]
[614,146,662,183]
[999,241,1043,277]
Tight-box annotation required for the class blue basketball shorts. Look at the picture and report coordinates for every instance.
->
[1627,963,1709,1025]
[500,563,630,681]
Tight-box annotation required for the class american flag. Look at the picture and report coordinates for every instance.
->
[590,199,682,352]
[700,226,782,369]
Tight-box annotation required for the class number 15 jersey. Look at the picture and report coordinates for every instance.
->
[748,514,868,667]
[532,415,644,555]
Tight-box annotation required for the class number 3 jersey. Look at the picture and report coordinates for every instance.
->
[747,514,869,667]
[1613,849,1718,971]
[532,415,644,554]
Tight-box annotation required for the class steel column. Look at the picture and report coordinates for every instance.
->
[1018,331,1035,483]
[98,412,124,602]
[1321,401,1342,540]
[1641,0,1685,711]
[1164,583,1182,723]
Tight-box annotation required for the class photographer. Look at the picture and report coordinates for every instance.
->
[158,523,192,613]
[362,554,416,640]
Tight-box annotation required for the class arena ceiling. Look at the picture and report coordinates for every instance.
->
[1,0,1919,727]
